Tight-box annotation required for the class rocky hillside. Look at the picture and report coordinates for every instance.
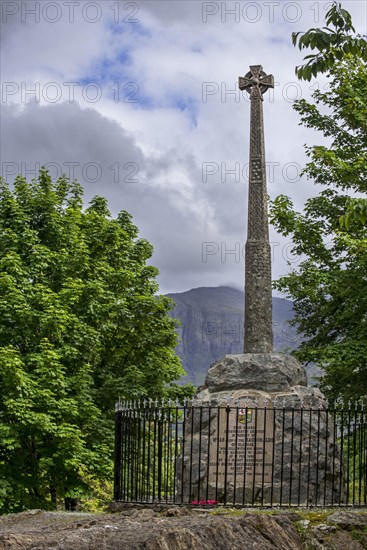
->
[1,507,367,549]
[166,286,319,386]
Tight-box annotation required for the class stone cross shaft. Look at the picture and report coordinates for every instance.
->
[239,65,274,353]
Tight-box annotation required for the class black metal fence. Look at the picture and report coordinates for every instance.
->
[114,398,367,507]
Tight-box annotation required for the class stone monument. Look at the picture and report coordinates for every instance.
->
[177,65,345,506]
[240,65,274,354]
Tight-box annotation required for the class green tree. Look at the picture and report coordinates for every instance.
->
[269,3,367,402]
[0,169,193,513]
[292,1,367,81]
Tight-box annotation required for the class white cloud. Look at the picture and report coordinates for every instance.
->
[1,0,366,294]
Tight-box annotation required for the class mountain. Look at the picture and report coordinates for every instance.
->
[166,286,319,386]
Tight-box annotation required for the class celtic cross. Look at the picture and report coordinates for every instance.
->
[239,65,274,100]
[238,65,274,354]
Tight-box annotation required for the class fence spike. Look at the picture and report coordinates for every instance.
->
[226,395,232,406]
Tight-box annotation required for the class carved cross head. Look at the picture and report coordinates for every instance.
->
[239,65,274,100]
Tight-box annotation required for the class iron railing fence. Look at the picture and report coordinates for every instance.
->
[114,398,367,507]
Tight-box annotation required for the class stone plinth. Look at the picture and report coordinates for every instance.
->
[176,354,346,506]
[204,353,307,393]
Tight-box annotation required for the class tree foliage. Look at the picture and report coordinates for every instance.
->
[0,169,193,513]
[293,1,367,81]
[340,198,367,228]
[270,5,367,401]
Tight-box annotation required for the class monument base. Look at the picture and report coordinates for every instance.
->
[176,354,346,506]
[201,352,308,394]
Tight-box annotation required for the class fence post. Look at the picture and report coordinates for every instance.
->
[157,417,163,501]
[114,405,123,501]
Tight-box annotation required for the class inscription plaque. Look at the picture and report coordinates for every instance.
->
[208,402,274,484]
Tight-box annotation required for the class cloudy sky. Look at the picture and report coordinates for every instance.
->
[1,0,366,295]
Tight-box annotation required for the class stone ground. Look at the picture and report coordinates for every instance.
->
[1,506,367,549]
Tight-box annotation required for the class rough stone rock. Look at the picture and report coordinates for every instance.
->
[161,507,190,517]
[315,531,367,550]
[3,509,367,549]
[302,512,367,550]
[0,509,303,550]
[204,353,308,393]
[328,510,367,529]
